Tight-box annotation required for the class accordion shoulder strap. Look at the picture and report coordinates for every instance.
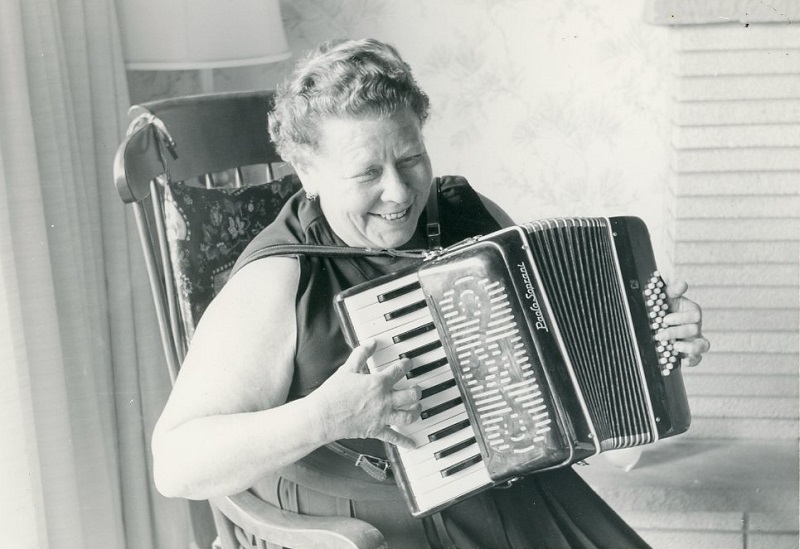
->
[426,176,442,250]
[234,243,429,268]
[233,177,443,267]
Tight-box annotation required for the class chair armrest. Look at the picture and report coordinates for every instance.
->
[210,492,387,549]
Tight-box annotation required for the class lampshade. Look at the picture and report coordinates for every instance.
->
[118,0,291,70]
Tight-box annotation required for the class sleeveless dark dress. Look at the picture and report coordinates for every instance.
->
[232,177,650,549]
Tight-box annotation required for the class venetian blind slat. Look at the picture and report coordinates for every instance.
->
[674,264,798,286]
[673,172,799,195]
[701,331,799,354]
[673,124,800,149]
[674,241,798,264]
[689,286,798,309]
[701,309,799,333]
[688,352,797,375]
[673,218,799,241]
[675,99,800,126]
[672,148,800,172]
[677,49,800,77]
[677,75,800,101]
[678,25,800,51]
[691,396,798,419]
[683,373,799,397]
[673,195,799,218]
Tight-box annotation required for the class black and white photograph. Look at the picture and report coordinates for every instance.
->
[1,1,798,548]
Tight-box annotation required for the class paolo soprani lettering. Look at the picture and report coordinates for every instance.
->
[517,262,548,332]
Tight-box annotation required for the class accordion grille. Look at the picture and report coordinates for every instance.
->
[524,218,654,450]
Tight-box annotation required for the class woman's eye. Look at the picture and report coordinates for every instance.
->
[398,154,422,168]
[354,167,381,181]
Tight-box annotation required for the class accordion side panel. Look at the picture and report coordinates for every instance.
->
[486,228,597,460]
[418,232,584,481]
[609,217,692,438]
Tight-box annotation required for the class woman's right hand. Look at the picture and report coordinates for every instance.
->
[310,340,422,448]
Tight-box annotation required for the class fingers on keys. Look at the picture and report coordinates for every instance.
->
[345,339,377,372]
[662,306,702,328]
[392,384,422,409]
[656,320,701,341]
[664,279,689,299]
[673,338,711,367]
[653,282,709,368]
[382,357,416,383]
[382,359,421,444]
[657,299,702,342]
[378,426,417,449]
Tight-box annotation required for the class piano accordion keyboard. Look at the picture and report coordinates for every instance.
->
[339,272,493,513]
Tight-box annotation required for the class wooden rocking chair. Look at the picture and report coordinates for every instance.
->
[113,91,386,549]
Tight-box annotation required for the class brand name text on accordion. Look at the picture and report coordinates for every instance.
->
[517,262,548,332]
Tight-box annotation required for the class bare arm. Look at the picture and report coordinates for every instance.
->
[152,258,421,500]
[152,257,319,499]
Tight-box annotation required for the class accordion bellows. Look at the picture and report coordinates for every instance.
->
[336,217,691,517]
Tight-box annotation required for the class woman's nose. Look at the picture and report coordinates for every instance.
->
[380,166,412,204]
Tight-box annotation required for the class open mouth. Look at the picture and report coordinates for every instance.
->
[372,207,411,221]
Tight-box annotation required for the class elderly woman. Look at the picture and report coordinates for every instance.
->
[152,38,709,548]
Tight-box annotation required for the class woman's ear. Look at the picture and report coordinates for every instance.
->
[292,162,319,196]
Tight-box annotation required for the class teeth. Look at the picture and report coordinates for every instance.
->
[379,209,408,220]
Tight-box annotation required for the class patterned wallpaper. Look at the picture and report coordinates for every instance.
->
[127,0,674,261]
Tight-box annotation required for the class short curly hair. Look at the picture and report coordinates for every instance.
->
[269,38,430,167]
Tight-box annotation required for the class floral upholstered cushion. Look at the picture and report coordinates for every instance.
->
[163,174,301,342]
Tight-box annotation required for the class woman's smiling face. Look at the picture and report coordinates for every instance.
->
[296,108,433,249]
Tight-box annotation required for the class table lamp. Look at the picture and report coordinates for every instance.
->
[118,0,291,92]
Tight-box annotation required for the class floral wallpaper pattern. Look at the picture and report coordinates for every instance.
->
[128,0,673,260]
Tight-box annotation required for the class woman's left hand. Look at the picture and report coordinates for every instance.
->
[655,280,710,368]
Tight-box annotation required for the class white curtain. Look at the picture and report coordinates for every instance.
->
[0,0,190,547]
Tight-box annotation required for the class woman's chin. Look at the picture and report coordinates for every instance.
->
[371,232,413,249]
[368,225,417,249]
[365,214,420,248]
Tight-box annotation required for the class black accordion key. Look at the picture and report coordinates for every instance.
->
[385,300,427,321]
[400,339,443,360]
[441,454,482,478]
[378,281,421,303]
[429,418,472,443]
[393,322,436,344]
[421,379,457,400]
[407,356,449,379]
[435,436,477,460]
[421,396,463,420]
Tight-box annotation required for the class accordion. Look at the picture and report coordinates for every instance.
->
[335,217,691,517]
